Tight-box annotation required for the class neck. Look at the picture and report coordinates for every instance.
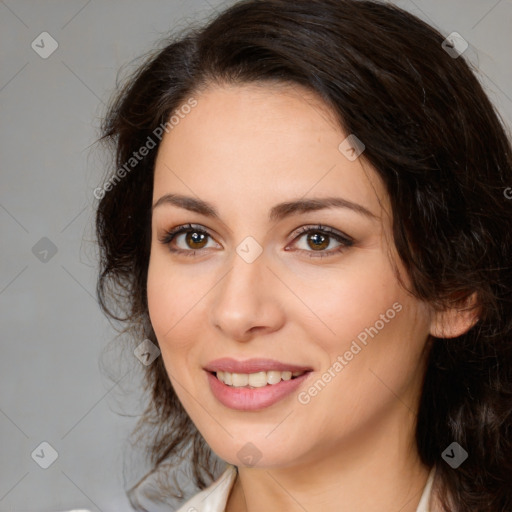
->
[226,405,431,512]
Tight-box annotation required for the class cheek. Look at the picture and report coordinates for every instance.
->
[146,251,218,385]
[308,297,429,423]
[146,266,198,403]
[300,255,404,345]
[297,256,429,407]
[146,254,190,352]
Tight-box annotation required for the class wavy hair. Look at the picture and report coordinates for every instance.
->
[95,1,512,510]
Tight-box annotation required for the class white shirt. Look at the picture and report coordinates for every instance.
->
[175,464,436,512]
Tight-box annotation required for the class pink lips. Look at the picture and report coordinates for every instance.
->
[203,358,313,411]
[203,357,313,374]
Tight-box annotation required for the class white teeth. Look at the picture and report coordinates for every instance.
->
[267,370,284,385]
[231,373,248,386]
[215,370,305,388]
[249,371,268,387]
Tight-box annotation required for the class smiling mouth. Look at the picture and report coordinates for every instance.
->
[211,369,309,388]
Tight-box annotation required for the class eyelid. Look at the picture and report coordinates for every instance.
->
[158,223,354,257]
[285,224,354,258]
[288,224,353,246]
[158,223,219,247]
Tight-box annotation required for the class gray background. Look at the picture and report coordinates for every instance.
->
[1,1,511,511]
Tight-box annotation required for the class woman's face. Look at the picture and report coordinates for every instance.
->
[147,82,433,468]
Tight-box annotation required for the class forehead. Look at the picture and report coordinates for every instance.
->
[152,82,389,219]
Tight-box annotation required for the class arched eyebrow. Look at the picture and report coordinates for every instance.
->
[152,193,378,221]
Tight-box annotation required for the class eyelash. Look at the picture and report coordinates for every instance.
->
[158,223,354,259]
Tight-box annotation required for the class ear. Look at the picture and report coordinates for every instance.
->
[429,292,481,339]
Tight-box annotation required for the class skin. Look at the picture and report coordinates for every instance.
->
[147,82,476,512]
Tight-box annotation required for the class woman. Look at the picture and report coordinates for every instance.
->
[95,0,512,510]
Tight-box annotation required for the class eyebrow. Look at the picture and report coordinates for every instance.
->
[152,193,378,222]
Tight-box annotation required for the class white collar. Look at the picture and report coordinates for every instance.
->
[416,467,436,512]
[176,464,437,512]
[175,464,237,512]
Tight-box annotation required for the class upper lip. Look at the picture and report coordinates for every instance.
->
[204,358,313,374]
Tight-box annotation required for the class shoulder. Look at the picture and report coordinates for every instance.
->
[175,464,237,512]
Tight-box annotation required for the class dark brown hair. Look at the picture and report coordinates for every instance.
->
[96,0,512,510]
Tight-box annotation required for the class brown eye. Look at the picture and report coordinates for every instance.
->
[159,224,220,256]
[306,232,330,251]
[287,225,354,258]
[184,230,208,249]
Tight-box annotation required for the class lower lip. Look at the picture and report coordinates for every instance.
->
[206,371,311,411]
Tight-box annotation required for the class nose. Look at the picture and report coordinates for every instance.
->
[209,250,286,343]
